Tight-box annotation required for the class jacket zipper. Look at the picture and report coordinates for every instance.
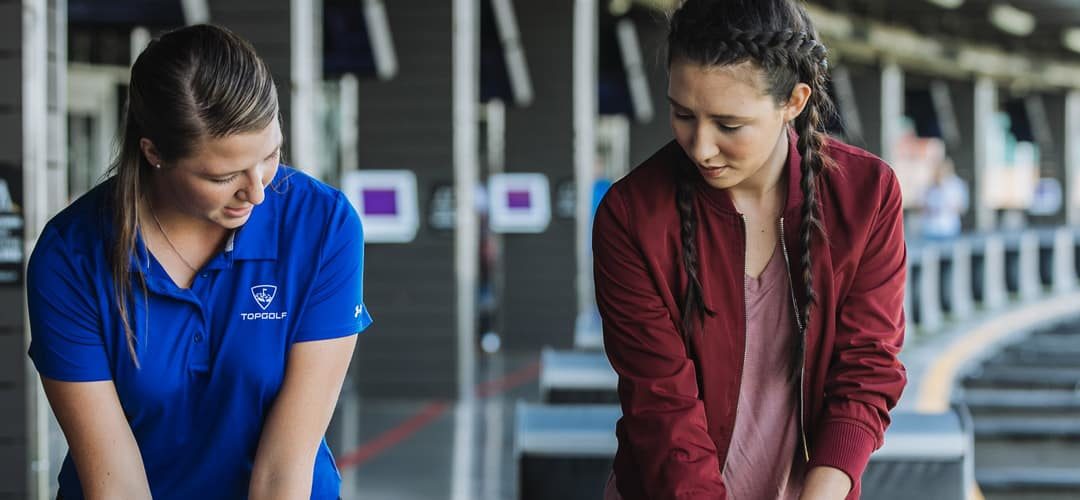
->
[724,214,752,475]
[779,217,811,462]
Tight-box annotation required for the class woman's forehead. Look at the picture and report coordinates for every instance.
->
[185,121,282,173]
[668,60,773,112]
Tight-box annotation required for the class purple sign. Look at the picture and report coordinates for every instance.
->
[507,190,531,210]
[362,188,398,215]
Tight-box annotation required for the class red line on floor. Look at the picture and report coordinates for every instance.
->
[336,400,451,470]
[475,360,541,398]
[337,359,543,471]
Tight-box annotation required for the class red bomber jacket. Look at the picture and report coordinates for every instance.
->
[592,132,907,500]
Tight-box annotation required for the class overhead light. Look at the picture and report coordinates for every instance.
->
[1064,28,1080,54]
[925,0,963,8]
[990,3,1036,36]
[609,0,632,16]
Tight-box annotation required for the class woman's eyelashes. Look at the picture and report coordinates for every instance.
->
[209,152,279,185]
[672,110,742,133]
[211,174,240,185]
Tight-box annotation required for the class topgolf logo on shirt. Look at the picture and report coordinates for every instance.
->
[241,284,288,320]
[251,285,277,309]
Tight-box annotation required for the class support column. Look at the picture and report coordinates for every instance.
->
[880,62,904,165]
[1066,91,1080,226]
[12,0,65,498]
[949,77,997,232]
[849,62,904,161]
[973,77,998,231]
[290,0,321,177]
[573,0,597,327]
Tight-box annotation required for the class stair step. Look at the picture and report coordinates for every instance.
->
[974,416,1080,438]
[963,367,1080,389]
[977,467,1080,490]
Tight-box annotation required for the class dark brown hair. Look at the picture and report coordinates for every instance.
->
[108,24,279,365]
[667,0,834,355]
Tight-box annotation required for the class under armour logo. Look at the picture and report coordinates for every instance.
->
[355,305,362,318]
[251,285,278,310]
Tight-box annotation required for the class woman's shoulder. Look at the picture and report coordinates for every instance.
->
[36,180,113,254]
[821,138,899,190]
[265,166,353,218]
[263,166,359,249]
[818,137,903,228]
[605,141,683,212]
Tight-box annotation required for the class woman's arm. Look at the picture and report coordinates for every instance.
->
[248,335,357,500]
[593,187,726,500]
[41,378,152,500]
[808,169,908,496]
[799,466,852,500]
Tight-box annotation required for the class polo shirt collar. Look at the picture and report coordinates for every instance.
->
[229,166,286,262]
[228,192,278,261]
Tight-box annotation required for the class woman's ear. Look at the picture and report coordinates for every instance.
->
[139,138,163,168]
[784,83,813,122]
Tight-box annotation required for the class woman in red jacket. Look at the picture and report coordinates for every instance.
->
[593,1,907,499]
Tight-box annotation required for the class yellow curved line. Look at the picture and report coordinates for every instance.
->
[915,292,1080,413]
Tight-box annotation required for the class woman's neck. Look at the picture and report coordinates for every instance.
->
[727,130,789,214]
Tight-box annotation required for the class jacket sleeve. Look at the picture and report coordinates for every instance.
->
[592,187,727,500]
[809,168,908,491]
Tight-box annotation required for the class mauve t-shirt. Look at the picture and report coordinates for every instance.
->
[604,244,805,500]
[721,243,804,500]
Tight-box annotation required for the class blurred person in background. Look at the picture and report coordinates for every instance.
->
[592,0,907,499]
[26,24,371,500]
[919,157,968,241]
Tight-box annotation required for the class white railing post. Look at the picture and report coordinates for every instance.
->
[1053,228,1077,293]
[919,245,944,331]
[983,236,1007,309]
[1019,232,1041,301]
[950,239,975,320]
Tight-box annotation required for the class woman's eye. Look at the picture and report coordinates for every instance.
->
[718,124,742,132]
[673,112,693,120]
[212,175,240,184]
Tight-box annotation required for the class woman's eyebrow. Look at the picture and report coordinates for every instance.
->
[666,96,748,121]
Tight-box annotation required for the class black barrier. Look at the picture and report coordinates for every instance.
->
[516,404,971,500]
[1040,246,1055,287]
[1005,246,1020,294]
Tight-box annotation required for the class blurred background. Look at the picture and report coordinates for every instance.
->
[3,0,1080,499]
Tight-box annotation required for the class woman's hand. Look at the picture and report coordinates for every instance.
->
[798,466,852,500]
[41,378,153,500]
[249,335,357,500]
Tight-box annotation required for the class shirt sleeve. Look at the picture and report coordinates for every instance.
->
[26,225,112,382]
[808,168,908,487]
[293,193,374,342]
[593,187,727,500]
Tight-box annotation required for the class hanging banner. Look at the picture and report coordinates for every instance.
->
[0,163,23,285]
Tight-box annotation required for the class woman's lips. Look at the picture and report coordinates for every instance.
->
[223,205,253,218]
[697,165,728,179]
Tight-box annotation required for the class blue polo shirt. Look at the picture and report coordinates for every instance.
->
[27,166,373,499]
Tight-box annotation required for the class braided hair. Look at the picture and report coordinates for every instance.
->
[667,0,834,354]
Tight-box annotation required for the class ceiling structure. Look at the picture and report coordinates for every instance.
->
[811,0,1080,61]
[625,0,1080,88]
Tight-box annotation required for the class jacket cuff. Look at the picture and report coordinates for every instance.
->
[807,420,878,488]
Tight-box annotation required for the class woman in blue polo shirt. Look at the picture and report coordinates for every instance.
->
[26,25,372,499]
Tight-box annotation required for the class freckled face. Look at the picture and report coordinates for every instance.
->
[668,60,796,190]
